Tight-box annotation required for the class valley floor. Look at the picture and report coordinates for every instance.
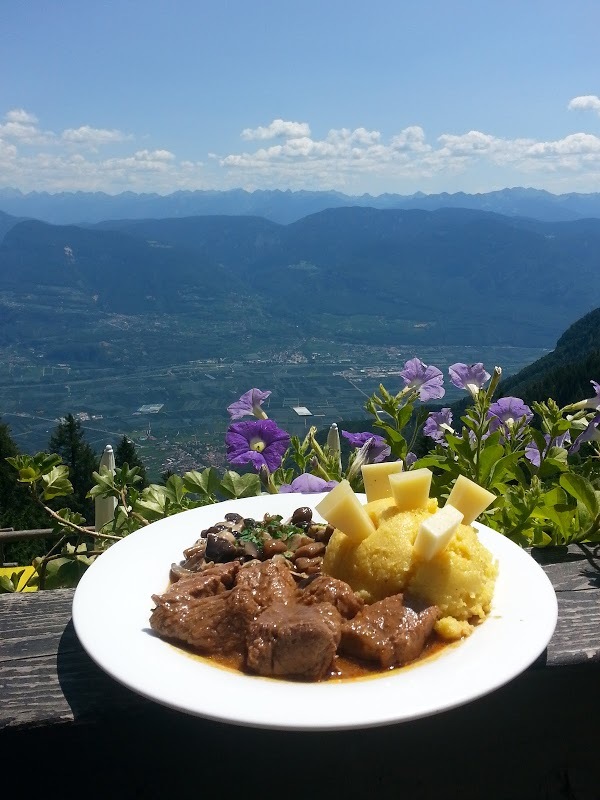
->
[0,342,548,479]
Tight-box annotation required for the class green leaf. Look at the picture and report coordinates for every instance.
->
[41,465,73,500]
[164,474,187,504]
[395,403,415,431]
[476,444,504,486]
[445,433,474,462]
[373,422,406,446]
[411,453,454,472]
[183,467,221,497]
[489,452,526,487]
[88,466,117,499]
[0,574,16,592]
[42,558,90,589]
[54,507,87,528]
[219,470,262,499]
[34,452,64,475]
[560,473,599,518]
[538,487,577,540]
[531,527,553,548]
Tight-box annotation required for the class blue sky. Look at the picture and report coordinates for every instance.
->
[2,0,600,196]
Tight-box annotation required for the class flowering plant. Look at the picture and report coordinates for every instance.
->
[393,362,600,548]
[223,385,391,494]
[221,358,600,548]
[4,356,600,591]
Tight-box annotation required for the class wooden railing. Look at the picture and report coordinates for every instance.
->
[0,543,599,796]
[0,526,95,566]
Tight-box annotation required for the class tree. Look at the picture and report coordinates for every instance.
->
[48,414,97,522]
[0,419,51,564]
[114,436,148,487]
[0,419,49,530]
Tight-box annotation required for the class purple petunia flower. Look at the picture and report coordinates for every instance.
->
[405,451,418,467]
[569,380,600,412]
[570,413,600,454]
[279,474,339,493]
[525,432,571,467]
[423,408,453,446]
[400,358,445,402]
[227,388,271,420]
[226,419,290,472]
[487,397,533,434]
[342,430,391,463]
[448,363,491,397]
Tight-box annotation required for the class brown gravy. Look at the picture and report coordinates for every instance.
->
[173,632,454,683]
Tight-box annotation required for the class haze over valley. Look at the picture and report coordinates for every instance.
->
[4,187,599,476]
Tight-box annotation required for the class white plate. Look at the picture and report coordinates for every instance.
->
[72,493,558,731]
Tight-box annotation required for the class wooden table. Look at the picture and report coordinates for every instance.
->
[1,545,599,799]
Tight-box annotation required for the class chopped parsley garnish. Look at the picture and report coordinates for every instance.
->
[237,514,304,548]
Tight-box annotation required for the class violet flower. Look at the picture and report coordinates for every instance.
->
[423,408,453,446]
[400,358,445,401]
[342,430,391,463]
[226,419,290,472]
[568,380,600,411]
[448,363,491,398]
[227,388,271,420]
[405,451,417,467]
[487,397,533,434]
[570,413,600,454]
[279,474,339,493]
[525,432,571,467]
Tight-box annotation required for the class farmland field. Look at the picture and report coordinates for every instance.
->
[0,339,548,480]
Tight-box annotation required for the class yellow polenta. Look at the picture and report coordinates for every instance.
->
[322,497,497,640]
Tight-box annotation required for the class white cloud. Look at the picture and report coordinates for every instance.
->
[0,108,54,145]
[6,109,38,124]
[3,108,600,195]
[103,149,177,174]
[241,119,311,140]
[218,119,600,190]
[568,95,600,113]
[61,125,132,146]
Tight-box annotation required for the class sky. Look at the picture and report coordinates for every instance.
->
[2,0,600,197]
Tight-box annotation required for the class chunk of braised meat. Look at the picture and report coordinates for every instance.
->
[229,557,297,622]
[150,563,242,652]
[160,561,240,601]
[297,575,365,619]
[246,602,342,681]
[340,594,439,669]
[150,590,247,654]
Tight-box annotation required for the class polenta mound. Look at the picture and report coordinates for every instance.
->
[323,497,498,641]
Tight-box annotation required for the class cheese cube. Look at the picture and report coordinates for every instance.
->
[315,479,376,543]
[361,461,404,502]
[414,504,464,560]
[446,475,496,525]
[388,468,432,511]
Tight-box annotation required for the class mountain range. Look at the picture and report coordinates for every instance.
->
[1,205,599,356]
[3,186,600,226]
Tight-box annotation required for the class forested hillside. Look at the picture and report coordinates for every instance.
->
[2,206,600,351]
[498,307,600,405]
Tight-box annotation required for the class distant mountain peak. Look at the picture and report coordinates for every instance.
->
[1,186,600,226]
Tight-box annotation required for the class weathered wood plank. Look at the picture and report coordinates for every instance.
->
[0,589,78,661]
[0,545,599,732]
[530,543,600,592]
[547,589,600,665]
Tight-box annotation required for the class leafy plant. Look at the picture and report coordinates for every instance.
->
[4,357,600,592]
[2,452,261,591]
